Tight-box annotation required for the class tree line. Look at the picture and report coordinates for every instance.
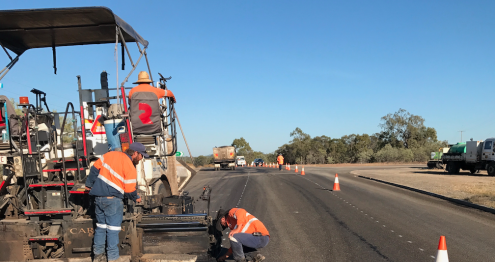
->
[194,108,447,166]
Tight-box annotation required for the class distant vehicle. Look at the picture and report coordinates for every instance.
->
[236,156,246,166]
[441,138,495,175]
[213,146,236,171]
[254,158,264,166]
[427,147,450,169]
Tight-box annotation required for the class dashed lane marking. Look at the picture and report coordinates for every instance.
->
[292,171,434,259]
[236,172,250,207]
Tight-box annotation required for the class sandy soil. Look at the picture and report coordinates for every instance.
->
[351,167,495,209]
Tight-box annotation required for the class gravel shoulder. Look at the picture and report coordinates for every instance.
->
[351,167,495,209]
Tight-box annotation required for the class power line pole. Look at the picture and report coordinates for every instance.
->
[458,131,465,142]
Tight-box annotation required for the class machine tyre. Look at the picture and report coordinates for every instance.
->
[487,163,495,176]
[470,168,477,174]
[447,162,460,174]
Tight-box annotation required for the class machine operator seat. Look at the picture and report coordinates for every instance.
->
[130,92,163,136]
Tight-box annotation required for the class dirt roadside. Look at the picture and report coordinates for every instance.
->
[350,167,495,209]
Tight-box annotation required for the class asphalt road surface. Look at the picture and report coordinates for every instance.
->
[184,166,495,262]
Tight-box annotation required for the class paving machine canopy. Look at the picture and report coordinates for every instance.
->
[0,6,153,84]
[0,6,148,55]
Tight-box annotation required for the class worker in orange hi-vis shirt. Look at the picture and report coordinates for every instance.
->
[216,208,269,262]
[128,71,176,102]
[277,153,284,171]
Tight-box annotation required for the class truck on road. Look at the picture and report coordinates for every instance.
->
[442,138,495,175]
[213,146,236,171]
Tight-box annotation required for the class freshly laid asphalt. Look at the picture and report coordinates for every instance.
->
[184,166,495,262]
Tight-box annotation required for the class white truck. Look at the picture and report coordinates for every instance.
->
[442,138,495,175]
[236,156,246,166]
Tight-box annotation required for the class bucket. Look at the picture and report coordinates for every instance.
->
[103,119,126,151]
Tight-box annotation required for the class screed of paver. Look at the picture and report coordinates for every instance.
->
[351,167,495,209]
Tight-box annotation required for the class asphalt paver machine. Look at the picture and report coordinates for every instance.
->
[0,7,221,261]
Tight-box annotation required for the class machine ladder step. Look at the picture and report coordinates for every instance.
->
[29,182,75,188]
[28,235,61,241]
[43,168,85,172]
[24,208,72,215]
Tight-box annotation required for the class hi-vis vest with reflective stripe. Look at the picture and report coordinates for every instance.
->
[93,151,137,194]
[226,208,270,237]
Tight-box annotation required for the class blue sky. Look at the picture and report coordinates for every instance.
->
[0,1,494,155]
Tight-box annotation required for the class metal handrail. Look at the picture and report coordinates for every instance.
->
[59,102,82,209]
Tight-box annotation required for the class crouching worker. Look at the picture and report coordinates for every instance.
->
[85,143,148,262]
[216,208,270,262]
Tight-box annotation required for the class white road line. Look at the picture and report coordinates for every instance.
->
[293,171,429,259]
[236,172,250,207]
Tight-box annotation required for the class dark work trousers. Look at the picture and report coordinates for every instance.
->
[93,197,124,261]
[279,164,282,170]
[230,233,270,260]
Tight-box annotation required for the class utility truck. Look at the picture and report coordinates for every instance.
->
[0,7,221,261]
[213,146,236,171]
[442,138,495,175]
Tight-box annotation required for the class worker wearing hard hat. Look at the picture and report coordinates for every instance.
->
[128,71,176,135]
[216,208,269,262]
[128,71,176,102]
[277,153,284,171]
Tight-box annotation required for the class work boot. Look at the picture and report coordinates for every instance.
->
[108,256,127,262]
[253,254,265,262]
[93,253,107,262]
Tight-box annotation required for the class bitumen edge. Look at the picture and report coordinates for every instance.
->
[355,174,495,215]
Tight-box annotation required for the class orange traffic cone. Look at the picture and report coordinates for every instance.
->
[288,164,291,171]
[301,166,305,175]
[295,165,298,173]
[435,236,448,262]
[333,174,341,191]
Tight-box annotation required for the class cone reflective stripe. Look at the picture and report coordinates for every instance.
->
[333,173,341,191]
[295,165,298,173]
[288,163,291,171]
[301,166,305,175]
[435,236,448,262]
